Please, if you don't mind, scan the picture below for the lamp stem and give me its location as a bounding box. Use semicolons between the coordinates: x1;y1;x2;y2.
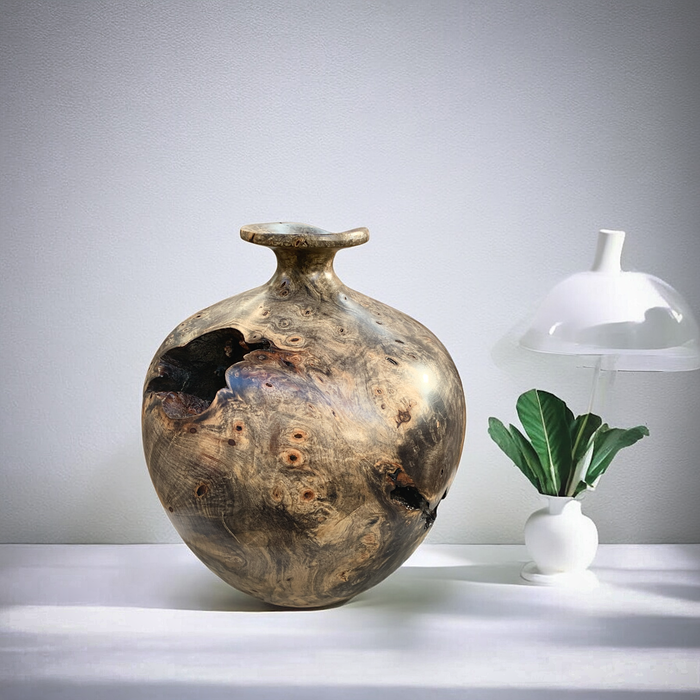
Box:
587;357;602;415
591;229;625;272
587;355;617;417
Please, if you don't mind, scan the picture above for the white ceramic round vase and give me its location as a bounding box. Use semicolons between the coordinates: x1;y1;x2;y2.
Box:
521;495;599;588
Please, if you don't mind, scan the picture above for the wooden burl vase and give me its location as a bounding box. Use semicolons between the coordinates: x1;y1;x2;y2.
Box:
142;223;466;607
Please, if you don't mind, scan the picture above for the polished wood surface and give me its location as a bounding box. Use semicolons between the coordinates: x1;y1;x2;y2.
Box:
142;223;466;607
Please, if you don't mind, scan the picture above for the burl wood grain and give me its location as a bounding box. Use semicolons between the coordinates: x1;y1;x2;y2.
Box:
142;223;466;608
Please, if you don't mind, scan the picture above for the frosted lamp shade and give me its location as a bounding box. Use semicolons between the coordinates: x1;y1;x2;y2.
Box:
519;230;700;371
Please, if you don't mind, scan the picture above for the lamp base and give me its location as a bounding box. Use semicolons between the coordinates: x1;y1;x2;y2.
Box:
520;562;599;589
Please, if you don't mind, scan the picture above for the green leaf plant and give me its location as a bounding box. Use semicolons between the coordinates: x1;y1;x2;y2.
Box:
488;389;649;497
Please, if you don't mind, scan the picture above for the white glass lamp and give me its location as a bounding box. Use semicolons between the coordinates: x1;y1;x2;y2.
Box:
520;229;700;373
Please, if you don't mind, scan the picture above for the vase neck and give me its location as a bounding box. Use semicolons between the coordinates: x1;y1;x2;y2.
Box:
544;496;581;516
270;247;343;297
241;222;369;298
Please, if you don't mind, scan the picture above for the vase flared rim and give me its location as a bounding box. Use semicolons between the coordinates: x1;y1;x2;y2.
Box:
241;222;369;249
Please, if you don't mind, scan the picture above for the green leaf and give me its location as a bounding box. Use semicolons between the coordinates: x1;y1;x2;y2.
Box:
584;425;650;486
488;417;521;464
508;424;547;493
573;479;590;498
516;389;573;496
571;413;603;466
563;404;575;435
488;417;541;491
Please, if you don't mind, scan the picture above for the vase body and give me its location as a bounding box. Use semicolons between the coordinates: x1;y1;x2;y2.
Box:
524;496;598;575
142;223;467;608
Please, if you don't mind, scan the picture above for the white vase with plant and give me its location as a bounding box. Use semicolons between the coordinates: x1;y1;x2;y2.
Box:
489;389;648;586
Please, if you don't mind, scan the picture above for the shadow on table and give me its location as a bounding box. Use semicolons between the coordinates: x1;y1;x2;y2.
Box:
629;582;700;603
0;552;531;613
543;612;700;649
179;560;531;613
155;560;530;613
1;681;694;700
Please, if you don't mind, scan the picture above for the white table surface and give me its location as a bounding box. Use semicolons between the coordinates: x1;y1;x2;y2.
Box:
1;543;699;699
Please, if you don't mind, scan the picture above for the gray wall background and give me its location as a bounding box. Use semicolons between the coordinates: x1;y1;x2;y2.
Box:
2;0;699;544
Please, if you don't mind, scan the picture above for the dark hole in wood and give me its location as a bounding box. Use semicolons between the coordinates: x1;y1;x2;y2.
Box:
389;483;426;511
195;483;208;498
147;328;269;418
388;471;436;530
